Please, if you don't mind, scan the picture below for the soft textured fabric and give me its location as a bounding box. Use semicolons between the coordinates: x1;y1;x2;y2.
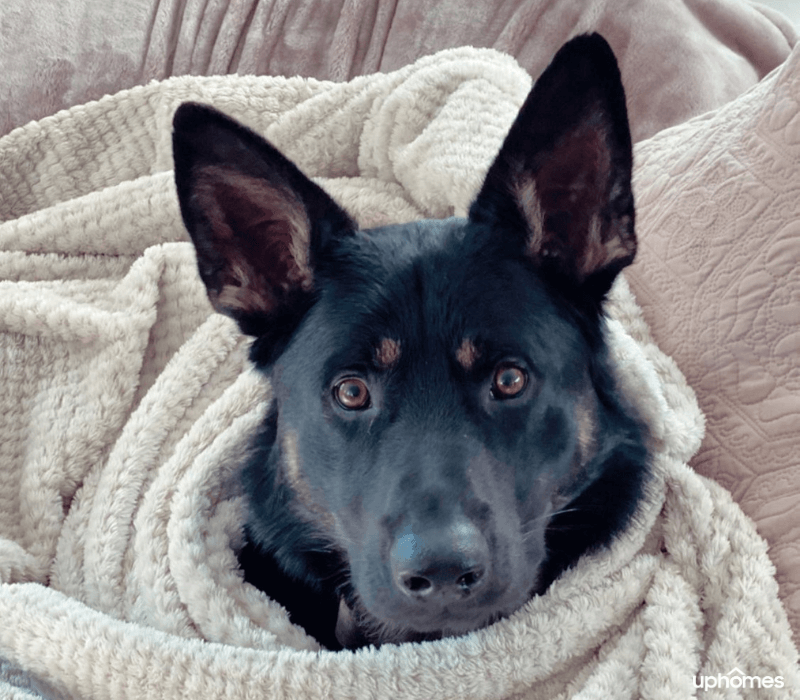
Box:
0;47;797;699
0;0;796;141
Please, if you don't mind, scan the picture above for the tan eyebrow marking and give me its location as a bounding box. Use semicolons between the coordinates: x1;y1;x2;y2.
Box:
375;338;402;369
455;338;481;371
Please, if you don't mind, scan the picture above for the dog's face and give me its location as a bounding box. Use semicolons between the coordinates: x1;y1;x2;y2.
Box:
268;217;613;639
173;34;649;648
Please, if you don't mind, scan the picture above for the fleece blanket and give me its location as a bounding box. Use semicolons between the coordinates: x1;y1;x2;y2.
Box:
0;48;798;700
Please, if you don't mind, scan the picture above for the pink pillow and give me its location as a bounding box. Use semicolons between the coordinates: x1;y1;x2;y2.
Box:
627;44;800;643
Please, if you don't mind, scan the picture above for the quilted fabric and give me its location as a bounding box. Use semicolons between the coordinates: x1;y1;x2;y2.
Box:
627;46;800;642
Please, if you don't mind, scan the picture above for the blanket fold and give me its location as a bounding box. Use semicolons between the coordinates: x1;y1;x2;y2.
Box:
0;47;797;700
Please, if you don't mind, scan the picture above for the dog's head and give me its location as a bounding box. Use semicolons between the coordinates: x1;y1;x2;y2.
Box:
174;34;648;647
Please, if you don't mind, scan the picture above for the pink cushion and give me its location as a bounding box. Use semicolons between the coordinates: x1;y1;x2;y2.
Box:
627;44;800;643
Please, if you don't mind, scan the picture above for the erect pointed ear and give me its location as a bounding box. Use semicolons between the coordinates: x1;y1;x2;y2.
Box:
470;34;635;301
172;102;356;345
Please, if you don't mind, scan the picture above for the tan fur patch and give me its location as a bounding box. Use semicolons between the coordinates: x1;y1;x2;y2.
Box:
375;338;401;369
215;259;273;313
455;338;481;371
196;165;313;316
282;430;304;487
575;392;598;465
281;430;335;529
579;214;636;278
513;178;546;256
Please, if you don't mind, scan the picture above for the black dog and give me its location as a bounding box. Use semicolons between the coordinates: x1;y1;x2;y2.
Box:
173;33;649;651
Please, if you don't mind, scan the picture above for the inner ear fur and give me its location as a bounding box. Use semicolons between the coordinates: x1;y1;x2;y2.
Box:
173;103;356;338
190;165;313;319
470;34;635;299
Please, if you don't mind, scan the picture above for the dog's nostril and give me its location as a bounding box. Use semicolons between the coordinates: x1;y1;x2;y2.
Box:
397;565;486;598
403;575;433;594
457;568;483;590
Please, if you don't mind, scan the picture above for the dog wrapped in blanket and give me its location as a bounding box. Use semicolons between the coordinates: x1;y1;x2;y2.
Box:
172;34;650;650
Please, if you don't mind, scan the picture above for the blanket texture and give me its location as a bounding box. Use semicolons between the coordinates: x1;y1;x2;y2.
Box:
0;48;797;699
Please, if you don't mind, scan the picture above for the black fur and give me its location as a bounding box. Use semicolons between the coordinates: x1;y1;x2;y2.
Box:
173;34;650;651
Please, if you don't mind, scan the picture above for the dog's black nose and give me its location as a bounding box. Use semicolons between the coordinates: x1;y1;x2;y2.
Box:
390;520;490;602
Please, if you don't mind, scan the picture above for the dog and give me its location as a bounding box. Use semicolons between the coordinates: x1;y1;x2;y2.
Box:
172;33;650;651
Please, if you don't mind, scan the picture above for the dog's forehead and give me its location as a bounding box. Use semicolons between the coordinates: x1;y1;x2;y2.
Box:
313;218;585;374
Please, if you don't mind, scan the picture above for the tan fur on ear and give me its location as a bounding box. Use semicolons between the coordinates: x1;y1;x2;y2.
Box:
513;179;546;258
512;122;635;281
194;165;313;317
578;212;635;278
214;260;272;314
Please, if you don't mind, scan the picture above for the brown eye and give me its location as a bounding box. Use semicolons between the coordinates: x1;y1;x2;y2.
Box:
491;363;527;399
334;377;371;410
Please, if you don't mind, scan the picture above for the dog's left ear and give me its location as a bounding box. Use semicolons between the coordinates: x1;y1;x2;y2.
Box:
470;34;635;301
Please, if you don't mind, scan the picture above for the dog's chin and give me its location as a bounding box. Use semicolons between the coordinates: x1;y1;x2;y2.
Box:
333;594;525;650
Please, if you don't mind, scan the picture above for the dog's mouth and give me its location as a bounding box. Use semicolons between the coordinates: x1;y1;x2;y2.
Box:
335;596;453;648
333;588;526;649
335;597;373;648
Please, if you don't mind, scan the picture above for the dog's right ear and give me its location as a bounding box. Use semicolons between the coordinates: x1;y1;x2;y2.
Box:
173;103;356;346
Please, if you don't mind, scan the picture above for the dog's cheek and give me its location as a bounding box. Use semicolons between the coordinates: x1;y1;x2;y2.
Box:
319;486;398;625
278;408;359;503
559;393;602;501
345;521;394;613
512;404;582;539
504;403;571;505
288;423;383;566
511;478;553;585
276;428;340;536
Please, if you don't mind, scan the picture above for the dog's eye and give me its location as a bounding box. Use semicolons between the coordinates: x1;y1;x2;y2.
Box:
491;363;528;399
333;377;371;410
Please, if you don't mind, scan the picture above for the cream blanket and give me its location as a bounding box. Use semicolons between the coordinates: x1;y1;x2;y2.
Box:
0;48;797;699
